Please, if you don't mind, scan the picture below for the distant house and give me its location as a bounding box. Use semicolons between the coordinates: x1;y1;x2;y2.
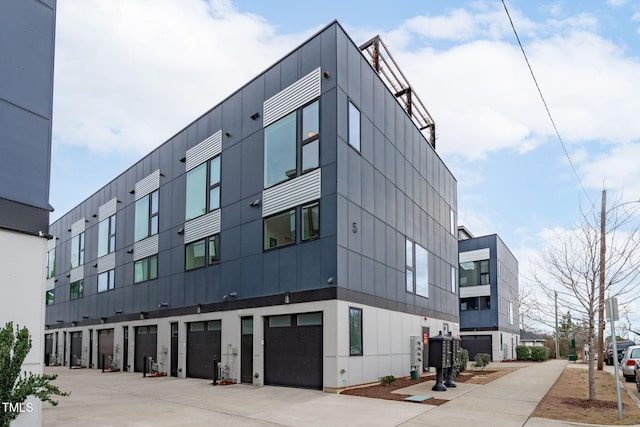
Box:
458;227;519;361
520;329;545;347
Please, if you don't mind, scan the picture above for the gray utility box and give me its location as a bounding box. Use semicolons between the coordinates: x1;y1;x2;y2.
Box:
410;336;423;368
429;331;453;369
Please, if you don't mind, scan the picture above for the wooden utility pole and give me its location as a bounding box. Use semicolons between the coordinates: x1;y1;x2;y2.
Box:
597;189;606;371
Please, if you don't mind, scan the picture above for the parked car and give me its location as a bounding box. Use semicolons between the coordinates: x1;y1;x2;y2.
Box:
605;340;636;365
620;345;640;381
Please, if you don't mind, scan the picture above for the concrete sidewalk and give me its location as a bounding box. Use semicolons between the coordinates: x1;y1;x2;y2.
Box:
399;359;567;427
42;360;577;427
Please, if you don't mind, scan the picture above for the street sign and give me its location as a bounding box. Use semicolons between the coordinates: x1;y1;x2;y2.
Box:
605;297;619;321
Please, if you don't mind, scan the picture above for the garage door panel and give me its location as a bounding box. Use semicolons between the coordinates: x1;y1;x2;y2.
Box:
134;326;157;373
187;321;221;379
264;313;322;389
98;329;114;369
461;335;492;362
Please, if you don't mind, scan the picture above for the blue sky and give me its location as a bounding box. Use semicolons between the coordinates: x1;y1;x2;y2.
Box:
50;0;640;332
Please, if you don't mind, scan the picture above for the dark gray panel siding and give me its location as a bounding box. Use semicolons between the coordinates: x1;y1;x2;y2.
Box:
45;22;458;328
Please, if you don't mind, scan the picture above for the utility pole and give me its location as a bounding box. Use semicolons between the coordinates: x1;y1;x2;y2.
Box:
555;291;559;359
597;189;606;371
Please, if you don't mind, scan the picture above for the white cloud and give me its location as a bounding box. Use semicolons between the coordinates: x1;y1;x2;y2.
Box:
607;0;628;6
53;0;309;155
579;143;640;198
380;11;640;165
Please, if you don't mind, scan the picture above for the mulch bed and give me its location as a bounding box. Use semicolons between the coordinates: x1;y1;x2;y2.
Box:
561;397;625;410
340;370;498;406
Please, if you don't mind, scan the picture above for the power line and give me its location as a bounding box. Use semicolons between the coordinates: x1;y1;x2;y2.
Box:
501;0;593;206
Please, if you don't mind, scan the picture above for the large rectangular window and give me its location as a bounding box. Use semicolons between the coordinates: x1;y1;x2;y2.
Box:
46;248;55;279
186;239;205;270
406;238;429;298
70;280;84;300
185;235;219;271
70;232;85;269
264;209;295;249
264;100;320;189
134;190;159;242
98;214;116;257
459;259;490;287
185;156;221;221
348;101;360;152
134;255;158;283
98;269;115;293
460;296;491;311
349;307;363;356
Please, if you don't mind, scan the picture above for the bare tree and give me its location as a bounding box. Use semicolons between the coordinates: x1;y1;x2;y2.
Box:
532;197;640;400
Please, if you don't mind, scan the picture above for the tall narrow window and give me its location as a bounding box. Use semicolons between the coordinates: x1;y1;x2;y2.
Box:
185;156;221;221
349;307;363;356
208;234;220;264
406;238;429;298
348;101;361;151
98;214;116;257
46;290;54;305
46;248;55;279
209;156;221;211
70;232;85;269
509;301;514;324
450;208;456;235
480;260;490;285
70;280;84;300
135;190;159;242
98;269;115;292
302;202;320;240
185;163;206;220
405;239;414;293
415;244;429;298
264;112;296;188
451;267;457;293
301;101;320;172
134;255;158;283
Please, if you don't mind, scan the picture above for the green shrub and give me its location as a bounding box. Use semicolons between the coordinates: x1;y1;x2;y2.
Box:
516;345;531;360
453;348;469;377
474;353;491;370
379;375;396;386
530;346;550;361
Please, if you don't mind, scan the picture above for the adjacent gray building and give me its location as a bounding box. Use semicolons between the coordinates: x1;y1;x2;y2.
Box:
458;226;519;361
44;21;459;391
1;0;56;425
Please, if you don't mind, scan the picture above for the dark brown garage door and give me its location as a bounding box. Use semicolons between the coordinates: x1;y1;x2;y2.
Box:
461;335;492;361
98;329;114;369
134;326;157;373
187;320;221;379
264;312;322;389
70;331;82;367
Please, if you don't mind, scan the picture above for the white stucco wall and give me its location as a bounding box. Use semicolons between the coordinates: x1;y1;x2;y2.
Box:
0;229;47;427
49;299;458;392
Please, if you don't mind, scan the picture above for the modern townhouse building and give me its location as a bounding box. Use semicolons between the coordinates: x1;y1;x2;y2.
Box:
44;21;459;391
458;226;519;361
1;0;57;425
